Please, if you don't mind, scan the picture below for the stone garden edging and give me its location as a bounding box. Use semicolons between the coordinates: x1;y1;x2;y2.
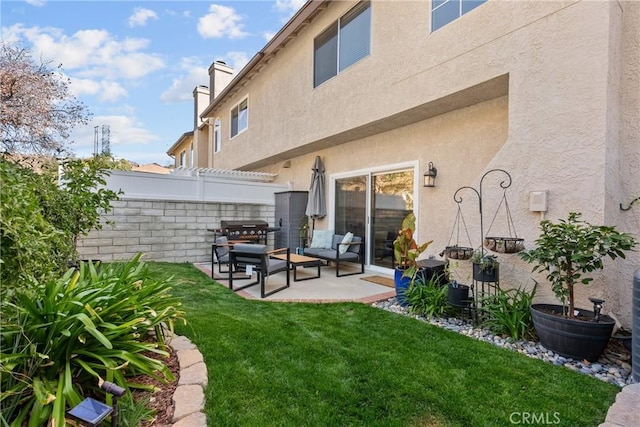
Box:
168;334;208;426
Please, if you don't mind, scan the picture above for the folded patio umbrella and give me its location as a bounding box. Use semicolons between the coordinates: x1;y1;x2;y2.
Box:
305;156;326;232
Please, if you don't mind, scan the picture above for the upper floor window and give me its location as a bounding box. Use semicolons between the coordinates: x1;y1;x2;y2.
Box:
230;98;248;138
314;1;371;88
213;118;221;153
189;143;194;167
432;0;486;32
179;150;186;167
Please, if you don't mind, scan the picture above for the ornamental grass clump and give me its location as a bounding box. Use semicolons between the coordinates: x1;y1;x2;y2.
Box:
0;254;184;426
519;212;636;318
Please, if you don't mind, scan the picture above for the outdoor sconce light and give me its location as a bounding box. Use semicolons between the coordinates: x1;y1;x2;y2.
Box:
424;162;437;187
67;380;126;427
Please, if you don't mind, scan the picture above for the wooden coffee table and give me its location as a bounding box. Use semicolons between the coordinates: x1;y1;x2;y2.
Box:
273;253;322;281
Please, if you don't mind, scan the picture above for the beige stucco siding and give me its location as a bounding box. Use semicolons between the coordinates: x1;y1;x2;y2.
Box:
202;0;638;325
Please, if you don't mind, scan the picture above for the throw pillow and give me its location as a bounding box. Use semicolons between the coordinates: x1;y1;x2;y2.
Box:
310;229;334;249
339;232;354;254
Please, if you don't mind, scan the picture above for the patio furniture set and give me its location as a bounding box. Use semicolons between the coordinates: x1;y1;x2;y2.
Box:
211;231;365;298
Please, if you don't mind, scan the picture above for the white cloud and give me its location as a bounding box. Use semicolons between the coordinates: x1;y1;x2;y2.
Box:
25;0;46;6
197;4;248;39
160;57;209;103
3;24;165;80
226;51;250;71
263;31;276;42
275;0;306;14
128;8;158;27
71;115;160;152
69;77;128;102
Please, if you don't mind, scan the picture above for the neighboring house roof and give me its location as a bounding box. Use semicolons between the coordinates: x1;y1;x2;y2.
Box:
201;0;327;119
131;163;173;174
166;131;194;156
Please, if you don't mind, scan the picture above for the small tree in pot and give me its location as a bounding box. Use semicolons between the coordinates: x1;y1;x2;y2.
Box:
520;212;636;318
519;212;636;361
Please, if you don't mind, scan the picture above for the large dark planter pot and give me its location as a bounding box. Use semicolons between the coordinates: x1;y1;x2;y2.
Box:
531;304;615;362
472;263;499;282
394;267;425;306
447;282;471;307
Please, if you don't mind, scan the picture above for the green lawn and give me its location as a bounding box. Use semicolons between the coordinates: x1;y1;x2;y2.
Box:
149;262;619;427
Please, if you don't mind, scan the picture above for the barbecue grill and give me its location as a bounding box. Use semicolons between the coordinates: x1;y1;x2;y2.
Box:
210;220;278;244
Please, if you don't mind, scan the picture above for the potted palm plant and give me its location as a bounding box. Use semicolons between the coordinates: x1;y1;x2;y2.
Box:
520;212;636;361
393;212;432;306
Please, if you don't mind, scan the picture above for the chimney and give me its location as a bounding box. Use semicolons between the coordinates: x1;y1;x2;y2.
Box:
209;60;234;101
193;85;210;129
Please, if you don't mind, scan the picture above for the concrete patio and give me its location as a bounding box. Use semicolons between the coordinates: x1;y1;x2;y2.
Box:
194;262;396;304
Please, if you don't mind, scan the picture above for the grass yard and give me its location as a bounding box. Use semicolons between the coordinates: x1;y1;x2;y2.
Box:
149;262;619;427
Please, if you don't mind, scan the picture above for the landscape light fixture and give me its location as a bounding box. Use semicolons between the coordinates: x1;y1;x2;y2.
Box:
67;380;126;427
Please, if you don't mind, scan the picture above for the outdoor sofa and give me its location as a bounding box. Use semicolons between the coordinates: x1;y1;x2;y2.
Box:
303;231;365;277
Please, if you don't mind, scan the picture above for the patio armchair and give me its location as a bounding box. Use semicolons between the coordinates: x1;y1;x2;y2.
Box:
228;244;291;298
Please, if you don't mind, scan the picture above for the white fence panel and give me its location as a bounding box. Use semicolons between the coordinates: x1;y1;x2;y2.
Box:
105;170;289;205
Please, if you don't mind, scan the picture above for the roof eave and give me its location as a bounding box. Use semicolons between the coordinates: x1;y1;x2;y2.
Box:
200;0;327;119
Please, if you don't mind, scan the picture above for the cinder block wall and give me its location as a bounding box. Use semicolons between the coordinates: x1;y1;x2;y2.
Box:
77;199;275;264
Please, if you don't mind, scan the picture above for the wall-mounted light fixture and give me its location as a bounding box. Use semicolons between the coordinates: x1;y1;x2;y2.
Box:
283;160;291;168
424;162;437;187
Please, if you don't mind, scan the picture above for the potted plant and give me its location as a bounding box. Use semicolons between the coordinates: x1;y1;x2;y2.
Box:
470;249;499;283
393;212;432;306
520;212;637;361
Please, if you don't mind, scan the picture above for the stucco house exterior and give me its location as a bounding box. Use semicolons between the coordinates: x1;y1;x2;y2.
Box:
168;0;639;326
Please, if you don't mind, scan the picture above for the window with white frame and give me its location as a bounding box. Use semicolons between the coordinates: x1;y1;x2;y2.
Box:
179;150;186;167
213;118;221;153
431;0;486;32
313;1;371;88
190;143;194;167
230;98;248;138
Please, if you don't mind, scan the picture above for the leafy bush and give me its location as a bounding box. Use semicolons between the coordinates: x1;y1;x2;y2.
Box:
0;155;120;300
0;255;184;426
405;275;450;318
38;155;121;252
478;284;537;341
0;158;69;297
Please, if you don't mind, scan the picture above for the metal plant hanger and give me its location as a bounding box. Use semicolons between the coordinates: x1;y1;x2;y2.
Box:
452;168;523;255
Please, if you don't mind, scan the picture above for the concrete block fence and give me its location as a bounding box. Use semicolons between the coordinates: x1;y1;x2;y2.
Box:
77;198;275;264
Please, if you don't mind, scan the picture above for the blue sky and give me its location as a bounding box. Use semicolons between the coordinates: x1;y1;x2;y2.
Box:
1;0;305;165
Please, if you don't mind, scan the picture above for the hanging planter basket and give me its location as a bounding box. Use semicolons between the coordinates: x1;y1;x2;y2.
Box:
443;246;474;260
484;236;525;254
443;203;475;260
483;188;525;254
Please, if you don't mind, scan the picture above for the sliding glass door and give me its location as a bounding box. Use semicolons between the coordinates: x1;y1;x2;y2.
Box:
334;168;414;271
370;171;413;269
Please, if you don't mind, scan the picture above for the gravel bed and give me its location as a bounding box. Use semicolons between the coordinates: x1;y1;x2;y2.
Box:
372;297;634;387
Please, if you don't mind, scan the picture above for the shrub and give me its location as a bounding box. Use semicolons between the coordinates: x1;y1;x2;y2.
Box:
0;158;69;298
478;284;537;341
0;155;120;300
405;275;450;318
0;255;184;426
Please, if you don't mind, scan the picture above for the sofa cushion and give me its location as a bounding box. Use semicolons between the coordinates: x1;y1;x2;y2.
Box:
310;229;334;249
348;236;362;253
332;234;344;250
339;232;354;254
